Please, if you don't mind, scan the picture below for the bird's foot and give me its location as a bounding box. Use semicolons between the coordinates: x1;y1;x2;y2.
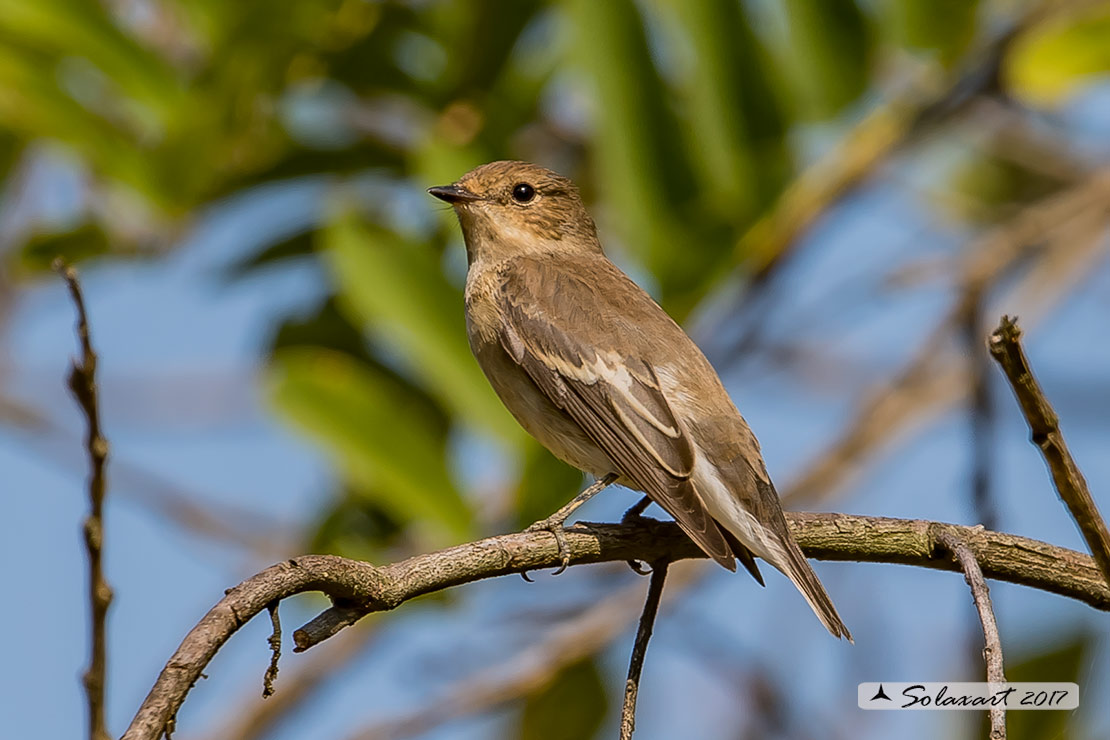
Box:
524;514;576;576
519;473;620;579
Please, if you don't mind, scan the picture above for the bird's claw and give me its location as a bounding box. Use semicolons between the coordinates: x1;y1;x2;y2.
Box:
524;516;574;575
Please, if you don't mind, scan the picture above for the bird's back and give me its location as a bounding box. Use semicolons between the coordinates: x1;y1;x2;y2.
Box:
469;254;719;380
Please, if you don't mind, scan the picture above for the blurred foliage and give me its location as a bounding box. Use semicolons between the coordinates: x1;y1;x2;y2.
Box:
947;147;1077;225
268;345;473;541
20;223;113;270
321;210;523;443
1;0;1108;556
780;0;872;120
1006;5;1110;106
883;0;980;64
517;657;607;740
309;486;405;561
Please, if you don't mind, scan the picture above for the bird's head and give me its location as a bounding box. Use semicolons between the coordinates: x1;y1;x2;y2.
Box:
428;160;601;263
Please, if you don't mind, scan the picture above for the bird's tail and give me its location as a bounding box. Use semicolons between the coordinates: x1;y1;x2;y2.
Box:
687;463;851;640
776;535;853;642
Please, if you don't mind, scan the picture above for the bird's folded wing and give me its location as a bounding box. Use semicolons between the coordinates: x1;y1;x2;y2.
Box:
497;292;735;569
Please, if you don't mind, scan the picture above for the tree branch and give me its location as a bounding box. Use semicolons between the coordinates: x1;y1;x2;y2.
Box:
988;316;1110;589
56;259;113;740
620;560;669;740
122;513;1110;740
938;532;1006;740
262;602;281;698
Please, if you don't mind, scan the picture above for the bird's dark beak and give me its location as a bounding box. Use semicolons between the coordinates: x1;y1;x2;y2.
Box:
427;184;482;204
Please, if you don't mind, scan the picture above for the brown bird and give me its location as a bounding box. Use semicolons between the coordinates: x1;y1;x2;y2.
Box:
429;161;851;640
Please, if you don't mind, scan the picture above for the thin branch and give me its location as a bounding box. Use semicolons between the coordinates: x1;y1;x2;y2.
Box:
963;285;997;530
262;602;281;698
122;513;1110;740
349;563;703;740
294;603;368;652
937;532;1006;740
55;259;113;740
200;624;381;740
620;561;669;740
988;316;1110;589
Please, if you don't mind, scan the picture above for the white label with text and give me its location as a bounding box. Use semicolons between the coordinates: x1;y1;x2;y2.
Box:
858;683;1079;710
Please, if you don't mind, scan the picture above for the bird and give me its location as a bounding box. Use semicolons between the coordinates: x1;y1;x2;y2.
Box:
428;160;851;640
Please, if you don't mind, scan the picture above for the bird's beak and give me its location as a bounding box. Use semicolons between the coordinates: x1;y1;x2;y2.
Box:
427;184;482;204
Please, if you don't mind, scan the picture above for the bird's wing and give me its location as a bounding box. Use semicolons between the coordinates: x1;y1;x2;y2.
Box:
496;259;737;570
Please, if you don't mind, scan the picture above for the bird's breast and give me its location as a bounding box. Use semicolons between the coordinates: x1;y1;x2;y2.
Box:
464;303;614;478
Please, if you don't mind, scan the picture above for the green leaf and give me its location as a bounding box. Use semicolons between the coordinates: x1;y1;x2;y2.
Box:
566;0;705;304
0;46;152;190
267;346;473;541
660;0;791;222
781;0;872;120
425;0;544;99
943;147;1069;225
517;658;607;740
0;0;184;120
1005;7;1110;107
266;293;376;361
18;223;113;272
309;486;405;561
222;230;316;281
0;131;19;181
265;295;453;441
320;211;523;446
884;0;979;65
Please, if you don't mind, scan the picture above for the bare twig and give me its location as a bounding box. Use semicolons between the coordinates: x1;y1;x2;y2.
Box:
294;603;368;652
262;602;281;698
202;624;381;740
963;285;997;530
122;513;1110;740
55;259;113;740
620;561;669;740
988;316;1110;589
938;532;1006;740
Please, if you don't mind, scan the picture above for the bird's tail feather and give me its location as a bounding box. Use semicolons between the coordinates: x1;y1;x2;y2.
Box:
778;536;853;642
683;468;850;639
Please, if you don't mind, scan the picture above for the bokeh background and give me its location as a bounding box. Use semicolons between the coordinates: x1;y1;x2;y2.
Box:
2;1;1110;738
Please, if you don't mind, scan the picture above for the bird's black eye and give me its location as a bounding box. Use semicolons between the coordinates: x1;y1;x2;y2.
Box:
511;182;536;203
